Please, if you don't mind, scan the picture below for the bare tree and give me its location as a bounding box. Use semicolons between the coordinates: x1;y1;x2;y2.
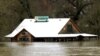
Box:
54;0;93;22
18;0;33;18
67;0;93;21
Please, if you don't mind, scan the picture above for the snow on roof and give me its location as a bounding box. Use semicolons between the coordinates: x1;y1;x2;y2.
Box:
5;18;70;37
57;33;97;37
5;18;97;38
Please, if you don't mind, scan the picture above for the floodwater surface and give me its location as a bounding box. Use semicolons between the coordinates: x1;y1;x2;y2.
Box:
0;40;100;56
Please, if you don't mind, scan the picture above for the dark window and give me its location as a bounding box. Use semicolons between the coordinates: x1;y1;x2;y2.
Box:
19;36;29;42
67;24;74;33
21;30;27;35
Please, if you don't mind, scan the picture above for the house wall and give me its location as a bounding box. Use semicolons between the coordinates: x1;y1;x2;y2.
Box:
69;21;80;33
11;29;33;42
59;20;80;34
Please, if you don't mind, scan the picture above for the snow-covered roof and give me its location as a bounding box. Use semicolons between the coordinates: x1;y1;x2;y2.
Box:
5;18;69;37
5;18;97;38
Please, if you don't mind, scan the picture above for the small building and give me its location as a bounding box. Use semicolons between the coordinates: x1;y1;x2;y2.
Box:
5;16;97;42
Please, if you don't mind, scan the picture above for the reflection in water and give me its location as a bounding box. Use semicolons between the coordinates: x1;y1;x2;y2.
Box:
17;42;32;46
0;40;100;56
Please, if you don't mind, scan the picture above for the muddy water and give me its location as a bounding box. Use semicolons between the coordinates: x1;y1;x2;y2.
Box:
0;40;100;56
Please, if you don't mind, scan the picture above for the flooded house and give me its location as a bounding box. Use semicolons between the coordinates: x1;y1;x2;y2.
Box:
5;16;97;42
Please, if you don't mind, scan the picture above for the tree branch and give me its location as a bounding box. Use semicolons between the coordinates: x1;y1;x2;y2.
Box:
18;0;33;18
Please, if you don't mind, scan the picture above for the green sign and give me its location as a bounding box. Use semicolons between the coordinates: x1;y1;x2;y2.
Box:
35;16;49;22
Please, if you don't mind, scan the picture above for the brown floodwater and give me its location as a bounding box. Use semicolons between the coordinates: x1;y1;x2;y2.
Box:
0;40;100;56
